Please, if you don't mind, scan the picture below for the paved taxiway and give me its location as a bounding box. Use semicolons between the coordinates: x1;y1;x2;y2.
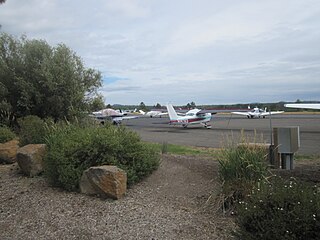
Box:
124;114;320;155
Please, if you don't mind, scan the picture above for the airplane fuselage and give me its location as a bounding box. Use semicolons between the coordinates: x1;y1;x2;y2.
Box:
166;104;213;128
247;109;265;118
169;112;212;127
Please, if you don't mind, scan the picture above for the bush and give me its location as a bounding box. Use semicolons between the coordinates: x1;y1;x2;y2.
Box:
234;177;320;240
44;124;160;191
0;125;16;143
18;115;50;146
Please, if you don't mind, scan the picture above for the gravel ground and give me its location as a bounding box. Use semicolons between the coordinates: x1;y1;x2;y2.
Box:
0;154;234;240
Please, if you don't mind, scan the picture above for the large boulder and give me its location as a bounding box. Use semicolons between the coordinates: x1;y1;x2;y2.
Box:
0;140;19;164
16;144;46;177
80;165;127;200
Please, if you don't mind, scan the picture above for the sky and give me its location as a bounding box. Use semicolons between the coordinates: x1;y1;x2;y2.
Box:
0;0;320;106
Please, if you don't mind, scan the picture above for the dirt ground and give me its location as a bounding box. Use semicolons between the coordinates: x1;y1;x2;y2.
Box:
0;154;235;240
1;154;319;240
272;158;320;183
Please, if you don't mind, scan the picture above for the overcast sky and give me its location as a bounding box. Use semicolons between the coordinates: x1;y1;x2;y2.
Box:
1;0;319;105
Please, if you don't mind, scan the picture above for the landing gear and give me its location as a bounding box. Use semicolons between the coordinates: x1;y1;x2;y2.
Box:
113;120;121;126
201;122;212;129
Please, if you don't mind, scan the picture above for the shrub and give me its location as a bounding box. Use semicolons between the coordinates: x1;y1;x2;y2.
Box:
18;115;49;146
234;177;320;240
44;124;160;191
0;125;16;143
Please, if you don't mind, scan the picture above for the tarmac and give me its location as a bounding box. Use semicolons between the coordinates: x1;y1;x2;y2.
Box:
124;113;320;155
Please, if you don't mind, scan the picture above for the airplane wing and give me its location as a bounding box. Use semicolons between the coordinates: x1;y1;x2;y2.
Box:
260;111;284;117
285;104;320;110
157;112;168;116
117;116;139;120
231;111;250;116
198;109;247;114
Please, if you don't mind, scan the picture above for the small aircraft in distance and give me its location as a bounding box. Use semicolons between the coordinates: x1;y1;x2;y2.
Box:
232;106;284;118
284;103;320;110
166;104;214;128
139;110;168;118
90;108;138;125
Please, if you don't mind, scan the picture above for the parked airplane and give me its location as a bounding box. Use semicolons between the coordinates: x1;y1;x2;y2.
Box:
90;108;138;125
232;106;284;118
284;103;320;110
139;110;168;118
166;104;213;128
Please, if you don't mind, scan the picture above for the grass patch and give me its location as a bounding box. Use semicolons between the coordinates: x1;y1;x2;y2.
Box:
294;154;320;162
145;142;220;156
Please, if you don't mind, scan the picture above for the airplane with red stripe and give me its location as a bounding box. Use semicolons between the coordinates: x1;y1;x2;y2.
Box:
166;103;213;129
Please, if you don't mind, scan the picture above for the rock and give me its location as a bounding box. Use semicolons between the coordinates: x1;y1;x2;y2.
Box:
80;165;127;200
16;144;46;177
0;140;19;164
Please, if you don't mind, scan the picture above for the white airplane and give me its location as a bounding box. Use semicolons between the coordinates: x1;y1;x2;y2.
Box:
90;108;138;125
284;103;320;110
232;106;284;118
139;110;168;118
166;104;213;128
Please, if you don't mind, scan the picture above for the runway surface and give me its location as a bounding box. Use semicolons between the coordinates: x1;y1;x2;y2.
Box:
124;114;320;155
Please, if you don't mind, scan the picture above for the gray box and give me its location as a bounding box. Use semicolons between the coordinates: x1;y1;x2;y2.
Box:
273;127;300;153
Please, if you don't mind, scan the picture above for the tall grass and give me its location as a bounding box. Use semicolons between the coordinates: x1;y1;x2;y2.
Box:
218;131;271;209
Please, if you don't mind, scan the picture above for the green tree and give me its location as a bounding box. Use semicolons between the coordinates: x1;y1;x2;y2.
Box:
186;102;196;109
155;103;161;109
87;94;105;112
0;33;102;125
139;102;147;111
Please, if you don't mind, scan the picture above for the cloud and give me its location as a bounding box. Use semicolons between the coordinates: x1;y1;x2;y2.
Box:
0;0;319;105
103;0;149;18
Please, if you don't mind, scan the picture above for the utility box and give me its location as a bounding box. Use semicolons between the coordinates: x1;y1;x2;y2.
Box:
276;127;300;153
273;127;300;170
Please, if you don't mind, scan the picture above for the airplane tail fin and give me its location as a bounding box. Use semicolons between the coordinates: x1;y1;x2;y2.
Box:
166;104;179;120
139;110;145;115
